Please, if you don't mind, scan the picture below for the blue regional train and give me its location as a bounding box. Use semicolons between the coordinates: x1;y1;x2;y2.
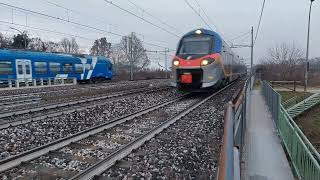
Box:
0;49;113;82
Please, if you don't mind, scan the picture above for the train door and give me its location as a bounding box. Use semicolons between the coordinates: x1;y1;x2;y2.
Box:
16;59;32;80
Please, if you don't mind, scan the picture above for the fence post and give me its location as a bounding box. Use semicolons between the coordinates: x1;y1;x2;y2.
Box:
48;78;51;86
8;80;12;88
40;78;44;86
25;79;29;87
33;79;37;87
61;78;65;85
73;78;77;85
16;80;19;88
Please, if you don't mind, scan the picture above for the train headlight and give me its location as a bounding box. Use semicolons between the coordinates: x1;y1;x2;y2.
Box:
201;59;214;66
201;60;210;66
173;60;180;66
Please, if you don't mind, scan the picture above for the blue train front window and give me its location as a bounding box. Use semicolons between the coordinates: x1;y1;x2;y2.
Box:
178;36;213;56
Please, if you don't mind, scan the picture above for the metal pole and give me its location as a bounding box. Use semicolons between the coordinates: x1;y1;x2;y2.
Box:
130;32;134;81
164;48;168;79
305;1;314;92
250;26;254;90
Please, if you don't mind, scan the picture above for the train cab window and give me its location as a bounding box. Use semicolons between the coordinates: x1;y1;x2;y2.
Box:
34;62;48;74
178;36;213;56
75;64;83;74
63;63;73;73
49;63;61;74
0;61;13;75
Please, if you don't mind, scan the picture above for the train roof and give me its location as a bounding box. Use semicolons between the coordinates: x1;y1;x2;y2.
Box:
183;28;222;40
0;49;111;63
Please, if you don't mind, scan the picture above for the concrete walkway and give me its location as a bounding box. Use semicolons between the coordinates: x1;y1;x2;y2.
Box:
244;90;294;180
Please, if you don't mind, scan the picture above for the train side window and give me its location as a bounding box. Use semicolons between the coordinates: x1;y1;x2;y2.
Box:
75;64;83;74
0;61;13;75
63;63;73;73
85;64;92;70
49;62;61;74
34;62;48;74
25;64;31;75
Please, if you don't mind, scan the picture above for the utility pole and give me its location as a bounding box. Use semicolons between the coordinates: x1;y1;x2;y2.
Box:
250;26;254;90
164;48;169;79
305;0;316;92
130;32;134;81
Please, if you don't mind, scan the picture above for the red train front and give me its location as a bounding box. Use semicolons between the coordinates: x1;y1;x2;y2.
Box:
171;29;246;90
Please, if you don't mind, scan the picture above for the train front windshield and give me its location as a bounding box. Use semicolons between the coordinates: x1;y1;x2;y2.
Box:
178;36;213;56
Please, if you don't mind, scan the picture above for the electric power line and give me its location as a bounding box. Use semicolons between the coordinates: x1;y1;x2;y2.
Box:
0;20;95;41
230;31;251;41
254;0;266;45
192;0;222;34
126;0;182;33
183;0;213;31
103;0;180;38
0;2;172;49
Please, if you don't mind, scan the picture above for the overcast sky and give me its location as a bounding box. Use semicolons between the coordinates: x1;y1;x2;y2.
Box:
0;0;319;67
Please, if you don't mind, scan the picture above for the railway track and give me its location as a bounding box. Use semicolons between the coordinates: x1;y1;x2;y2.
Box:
0;79;166;99
0;80;168;113
0;87;170;130
0;82;237;179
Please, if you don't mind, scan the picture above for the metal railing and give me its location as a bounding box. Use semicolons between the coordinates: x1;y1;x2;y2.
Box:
262;81;320;180
218;76;253;180
287;93;320;118
0;78;77;89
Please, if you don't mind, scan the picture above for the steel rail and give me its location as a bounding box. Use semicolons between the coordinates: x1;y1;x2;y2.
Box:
0;97;41;107
0;87;169;130
71;83;235;180
0;93;191;173
0;87;167;118
0;79;166;100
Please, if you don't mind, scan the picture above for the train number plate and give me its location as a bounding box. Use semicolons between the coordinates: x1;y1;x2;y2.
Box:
181;74;192;84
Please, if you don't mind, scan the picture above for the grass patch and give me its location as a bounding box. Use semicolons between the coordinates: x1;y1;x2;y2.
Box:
278;91;313;108
295;105;320;152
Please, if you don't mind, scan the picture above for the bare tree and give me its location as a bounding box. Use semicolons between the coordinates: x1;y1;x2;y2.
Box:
44;41;61;52
28;37;47;51
0;33;12;48
60;37;79;54
261;43;304;80
115;33;150;71
90;37;112;57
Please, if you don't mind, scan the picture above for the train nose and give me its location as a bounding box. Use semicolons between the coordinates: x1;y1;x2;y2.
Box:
180;73;192;84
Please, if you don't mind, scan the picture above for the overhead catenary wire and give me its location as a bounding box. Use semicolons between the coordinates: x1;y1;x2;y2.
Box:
183;0;213;31
254;0;266;45
42;0;171;49
192;0;223;35
230;31;251;42
0;20;96;41
102;0;180;38
0;2;173;50
126;0;182;33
